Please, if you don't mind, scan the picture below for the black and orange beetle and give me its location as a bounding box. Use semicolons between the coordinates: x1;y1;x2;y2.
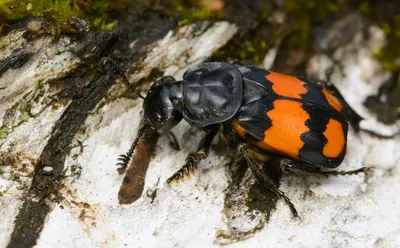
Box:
107;60;373;217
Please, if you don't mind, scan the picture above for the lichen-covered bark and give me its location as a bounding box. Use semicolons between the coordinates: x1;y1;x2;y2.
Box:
1;29;117;248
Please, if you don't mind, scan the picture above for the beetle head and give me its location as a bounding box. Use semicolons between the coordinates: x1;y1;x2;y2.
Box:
143;76;183;131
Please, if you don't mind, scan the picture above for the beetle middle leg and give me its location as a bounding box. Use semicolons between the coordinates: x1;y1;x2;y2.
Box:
166;125;219;184
280;158;374;177
239;144;299;218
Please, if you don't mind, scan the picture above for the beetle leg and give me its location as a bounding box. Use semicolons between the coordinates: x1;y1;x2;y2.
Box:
166;131;180;151
239;144;299;218
280;159;374;177
315;80;363;132
166;125;219;184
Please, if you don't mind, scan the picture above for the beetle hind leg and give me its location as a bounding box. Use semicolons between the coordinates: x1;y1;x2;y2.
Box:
280;159;374;177
239;144;299;218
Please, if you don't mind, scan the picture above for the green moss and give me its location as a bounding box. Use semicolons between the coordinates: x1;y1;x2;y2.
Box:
0;81;47;142
211;5;282;64
69;164;82;178
212;24;288;64
0;0;224;33
353;0;400;72
282;0;400;74
20;110;30;123
283;0;348;49
0;24;8;45
216;230;230;239
16;96;34;125
0;0;129;37
370;22;400;72
173;0;224;25
0;127;9;139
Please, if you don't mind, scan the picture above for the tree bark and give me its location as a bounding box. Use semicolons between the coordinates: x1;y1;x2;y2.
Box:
0;10;399;248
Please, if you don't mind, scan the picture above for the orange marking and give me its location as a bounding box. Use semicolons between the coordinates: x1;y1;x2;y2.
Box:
323;119;345;158
321;89;343;112
234;100;310;159
266;71;308;99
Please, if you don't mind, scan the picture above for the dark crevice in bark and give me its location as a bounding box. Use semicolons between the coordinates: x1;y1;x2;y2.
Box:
0;49;33;77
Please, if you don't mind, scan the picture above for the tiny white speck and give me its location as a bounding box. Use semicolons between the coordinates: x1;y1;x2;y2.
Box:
42;166;53;172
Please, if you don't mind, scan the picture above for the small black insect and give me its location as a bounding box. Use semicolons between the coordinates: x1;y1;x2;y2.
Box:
105;58;372;217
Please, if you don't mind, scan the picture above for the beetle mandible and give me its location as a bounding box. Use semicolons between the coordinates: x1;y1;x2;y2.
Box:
106;59;373;217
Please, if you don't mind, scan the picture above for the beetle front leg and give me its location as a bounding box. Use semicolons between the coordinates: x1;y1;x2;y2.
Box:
239;144;299;218
166;125;219;184
280;159;374;177
315;80;363;131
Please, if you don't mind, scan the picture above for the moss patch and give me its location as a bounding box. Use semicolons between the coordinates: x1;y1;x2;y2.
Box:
173;0;224;25
359;0;400;72
0;0;130;36
283;0;348;49
0;127;9;139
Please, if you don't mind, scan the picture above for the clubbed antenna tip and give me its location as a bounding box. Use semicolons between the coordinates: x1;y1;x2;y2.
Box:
116;123;149;170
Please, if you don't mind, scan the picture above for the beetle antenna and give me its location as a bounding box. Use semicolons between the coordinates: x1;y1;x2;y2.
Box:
116;123;149;170
103;57;145;99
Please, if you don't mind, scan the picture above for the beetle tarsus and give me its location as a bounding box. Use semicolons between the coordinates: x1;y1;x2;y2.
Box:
280;159;374;178
166;153;203;184
334;166;375;176
167;126;219;184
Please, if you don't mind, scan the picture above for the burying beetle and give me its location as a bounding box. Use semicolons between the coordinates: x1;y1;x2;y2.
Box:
105;59;373;218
